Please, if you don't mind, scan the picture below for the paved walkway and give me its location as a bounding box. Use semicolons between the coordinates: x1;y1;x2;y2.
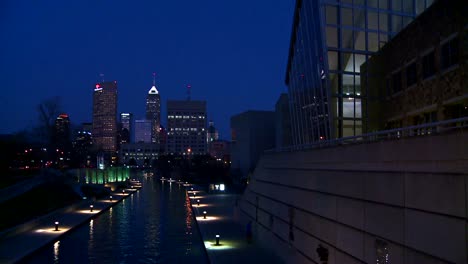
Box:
0;183;141;264
187;185;283;264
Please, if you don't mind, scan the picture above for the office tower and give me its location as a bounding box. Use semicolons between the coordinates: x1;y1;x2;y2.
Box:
134;119;152;143
230;111;275;179
120;113;133;144
167;100;207;155
92;81;118;152
285;0;435;145
206;120;219;143
54;114;71;149
72;130;92;168
146;80;161;144
52;113;72;167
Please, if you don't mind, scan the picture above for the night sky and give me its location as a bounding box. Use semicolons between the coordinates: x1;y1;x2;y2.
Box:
0;0;294;139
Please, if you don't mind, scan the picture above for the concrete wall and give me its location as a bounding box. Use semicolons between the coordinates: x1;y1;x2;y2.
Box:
240;130;468;264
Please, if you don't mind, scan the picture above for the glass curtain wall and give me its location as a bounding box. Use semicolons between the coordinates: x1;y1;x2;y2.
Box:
287;0;329;145
287;0;434;145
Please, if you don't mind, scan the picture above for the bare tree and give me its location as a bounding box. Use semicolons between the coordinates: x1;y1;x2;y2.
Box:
37;96;62;145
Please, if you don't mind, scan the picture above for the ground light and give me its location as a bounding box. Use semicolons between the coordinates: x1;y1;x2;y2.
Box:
90;205;94;212
216;235;220;246
55;221;59;231
204;240;236;250
110;195;113;201
197;199;200;206
203;211;207;219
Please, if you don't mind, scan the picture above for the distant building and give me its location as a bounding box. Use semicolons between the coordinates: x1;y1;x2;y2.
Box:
72;130;92;167
134;119;152;143
54;113;71;151
120;113;133;144
275;93;292;149
167;100;207;155
230;111;275;180
362;0;468;132
54;113;71;167
206;120;219;143
159;125;167;153
120;142;159;167
92;81;118;152
81;122;92;134
208;140;230;161
146;82;161;144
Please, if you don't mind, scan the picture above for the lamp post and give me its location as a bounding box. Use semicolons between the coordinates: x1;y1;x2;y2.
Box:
90;205;94;212
215;235;220;246
55;221;59;231
110;195;113;201
203;211;207;219
197;199;200;206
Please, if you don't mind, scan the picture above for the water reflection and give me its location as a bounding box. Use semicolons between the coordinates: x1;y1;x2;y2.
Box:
22;173;208;263
53;241;59;264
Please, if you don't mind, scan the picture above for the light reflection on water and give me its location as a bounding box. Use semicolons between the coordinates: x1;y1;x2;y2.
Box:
53;241;59;264
21;174;208;264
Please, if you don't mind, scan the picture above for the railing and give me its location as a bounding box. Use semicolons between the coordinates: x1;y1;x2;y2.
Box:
268;117;468;153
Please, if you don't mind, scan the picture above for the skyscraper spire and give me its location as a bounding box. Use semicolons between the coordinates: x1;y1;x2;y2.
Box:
187;84;191;101
147;74;161;144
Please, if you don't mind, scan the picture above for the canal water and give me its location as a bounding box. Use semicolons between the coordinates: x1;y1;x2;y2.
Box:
21;175;208;263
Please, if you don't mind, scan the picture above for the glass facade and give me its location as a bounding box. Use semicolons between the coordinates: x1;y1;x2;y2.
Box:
286;0;434;145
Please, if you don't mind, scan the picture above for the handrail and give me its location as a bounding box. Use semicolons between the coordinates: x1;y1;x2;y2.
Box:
268;117;468;153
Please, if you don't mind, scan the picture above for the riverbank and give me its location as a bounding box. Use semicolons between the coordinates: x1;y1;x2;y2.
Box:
0;181;142;264
187;184;282;264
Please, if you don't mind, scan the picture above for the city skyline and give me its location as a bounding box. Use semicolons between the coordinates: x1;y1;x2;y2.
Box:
0;0;295;139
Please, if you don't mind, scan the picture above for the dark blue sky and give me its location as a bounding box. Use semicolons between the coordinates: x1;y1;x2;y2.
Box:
0;0;294;139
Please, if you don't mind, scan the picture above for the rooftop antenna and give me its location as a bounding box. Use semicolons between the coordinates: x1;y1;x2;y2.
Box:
186;84;191;101
99;73;105;82
152;72;156;86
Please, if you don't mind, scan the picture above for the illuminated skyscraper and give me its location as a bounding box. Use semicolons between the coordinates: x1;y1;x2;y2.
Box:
92;81;118;152
167;100;207;155
206;120;219;143
54;114;71;148
120;112;133;144
146;76;161;144
134;119;152;143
